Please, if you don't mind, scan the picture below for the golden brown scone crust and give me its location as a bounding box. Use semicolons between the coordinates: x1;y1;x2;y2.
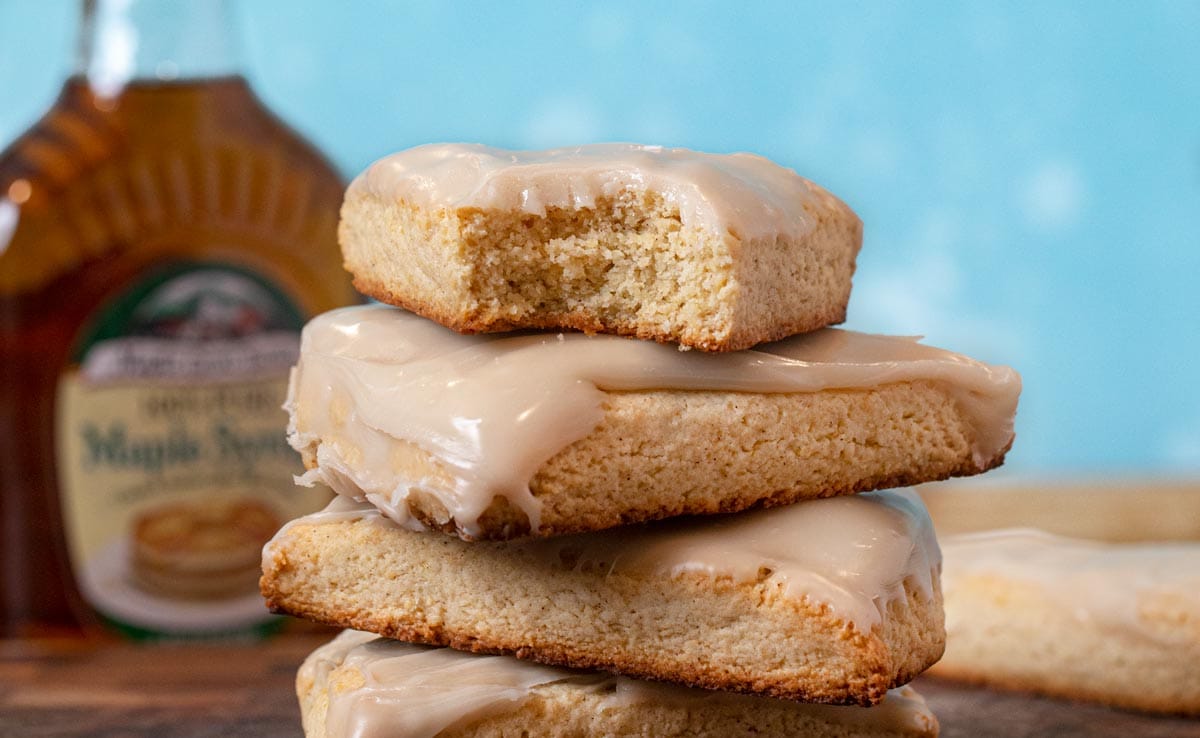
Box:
923;482;1200;716
338;187;861;352
296;380;1007;541
930;573;1200;715
298;633;941;738
263;515;945;706
916;482;1200;720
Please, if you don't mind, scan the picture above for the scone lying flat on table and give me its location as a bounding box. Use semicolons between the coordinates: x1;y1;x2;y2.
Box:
339;143;863;352
287;304;1021;541
921;482;1200;716
263;489;944;706
299;630;940;738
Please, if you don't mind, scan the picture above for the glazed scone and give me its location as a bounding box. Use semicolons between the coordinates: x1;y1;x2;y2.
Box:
299;630;940;738
920;480;1200;543
921;484;1195;715
288;305;1020;540
930;527;1200;715
262;490;945;706
339;143;863;352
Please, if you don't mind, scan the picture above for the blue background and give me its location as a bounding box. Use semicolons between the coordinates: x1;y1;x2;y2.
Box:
3;1;1198;475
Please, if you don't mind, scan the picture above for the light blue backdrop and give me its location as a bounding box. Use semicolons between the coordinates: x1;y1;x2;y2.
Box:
3;1;1198;474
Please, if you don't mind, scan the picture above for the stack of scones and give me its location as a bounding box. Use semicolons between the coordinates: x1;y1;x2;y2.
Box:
260;144;1022;738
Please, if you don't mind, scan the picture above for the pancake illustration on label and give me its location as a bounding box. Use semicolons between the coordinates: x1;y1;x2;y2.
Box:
130;498;280;601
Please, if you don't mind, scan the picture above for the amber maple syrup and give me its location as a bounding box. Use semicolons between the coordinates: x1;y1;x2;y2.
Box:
0;1;357;638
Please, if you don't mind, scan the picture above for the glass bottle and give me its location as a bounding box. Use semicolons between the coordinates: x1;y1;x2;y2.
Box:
0;0;357;638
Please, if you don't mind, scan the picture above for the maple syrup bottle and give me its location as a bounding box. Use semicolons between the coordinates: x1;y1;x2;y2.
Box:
0;0;357;638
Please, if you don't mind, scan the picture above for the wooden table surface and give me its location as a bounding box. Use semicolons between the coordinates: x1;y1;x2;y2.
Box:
2;635;1197;737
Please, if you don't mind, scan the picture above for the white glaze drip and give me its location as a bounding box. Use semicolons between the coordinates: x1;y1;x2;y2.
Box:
522;487;941;630
268;489;940;633
287;304;1020;537
303;630;939;738
348;143;846;241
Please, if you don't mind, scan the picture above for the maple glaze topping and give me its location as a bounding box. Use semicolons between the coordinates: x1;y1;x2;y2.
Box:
287;305;1020;537
302;629;939;738
271;489;940;632
349;142;848;241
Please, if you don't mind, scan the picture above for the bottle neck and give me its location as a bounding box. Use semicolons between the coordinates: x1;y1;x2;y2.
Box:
77;0;242;97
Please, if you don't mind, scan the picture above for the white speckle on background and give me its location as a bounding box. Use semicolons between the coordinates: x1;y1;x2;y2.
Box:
777;63;867;162
654;26;703;66
629;104;683;144
853;129;900;177
853;211;1028;363
1162;425;1200;469
1019;160;1084;231
522;96;603;147
586;8;628;50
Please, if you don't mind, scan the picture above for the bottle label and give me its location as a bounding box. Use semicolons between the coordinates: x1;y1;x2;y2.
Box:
55;262;327;638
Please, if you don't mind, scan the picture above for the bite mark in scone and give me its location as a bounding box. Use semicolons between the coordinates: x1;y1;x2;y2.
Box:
338;143;863;352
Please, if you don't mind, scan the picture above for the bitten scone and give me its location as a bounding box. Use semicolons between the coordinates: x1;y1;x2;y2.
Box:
922;482;1200;716
262;490;945;706
339;143;863;352
288;305;1021;541
299;630;941;738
